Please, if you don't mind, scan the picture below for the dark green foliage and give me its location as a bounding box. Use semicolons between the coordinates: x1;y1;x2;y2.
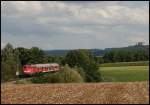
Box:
94;56;104;64
30;77;49;83
45;44;149;63
31;64;84;83
103;49;149;63
47;56;65;65
14;47;31;65
28;47;46;64
1;43;20;82
65;49;102;82
14;47;49;65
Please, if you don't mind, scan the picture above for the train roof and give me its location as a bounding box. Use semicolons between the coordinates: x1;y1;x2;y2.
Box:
25;63;59;67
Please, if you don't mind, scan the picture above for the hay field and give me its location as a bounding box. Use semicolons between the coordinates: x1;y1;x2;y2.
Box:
1;82;149;104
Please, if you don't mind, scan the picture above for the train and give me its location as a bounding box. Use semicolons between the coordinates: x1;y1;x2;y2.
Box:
17;63;60;77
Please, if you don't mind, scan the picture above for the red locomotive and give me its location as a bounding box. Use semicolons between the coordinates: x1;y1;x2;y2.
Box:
23;63;60;75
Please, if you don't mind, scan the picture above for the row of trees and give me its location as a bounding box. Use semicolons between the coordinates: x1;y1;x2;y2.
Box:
103;50;149;63
1;43;149;82
1;43;59;82
15;47;65;66
1;43;102;82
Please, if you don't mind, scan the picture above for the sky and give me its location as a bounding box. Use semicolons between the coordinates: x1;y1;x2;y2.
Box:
1;1;149;50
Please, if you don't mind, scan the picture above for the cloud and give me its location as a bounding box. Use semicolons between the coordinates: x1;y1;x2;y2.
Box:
1;1;149;50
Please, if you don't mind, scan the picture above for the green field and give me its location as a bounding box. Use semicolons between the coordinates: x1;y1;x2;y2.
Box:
100;66;149;82
100;61;149;67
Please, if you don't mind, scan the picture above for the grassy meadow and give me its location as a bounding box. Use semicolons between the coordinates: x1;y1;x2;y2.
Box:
100;61;149;82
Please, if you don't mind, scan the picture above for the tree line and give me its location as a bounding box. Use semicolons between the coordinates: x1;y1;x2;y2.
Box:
1;43;63;82
102;49;149;63
1;43;102;82
1;43;149;82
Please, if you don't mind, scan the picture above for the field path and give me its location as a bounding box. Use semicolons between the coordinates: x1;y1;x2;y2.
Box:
1;82;149;104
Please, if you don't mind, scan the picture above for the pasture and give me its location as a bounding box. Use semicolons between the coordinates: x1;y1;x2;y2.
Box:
100;66;149;82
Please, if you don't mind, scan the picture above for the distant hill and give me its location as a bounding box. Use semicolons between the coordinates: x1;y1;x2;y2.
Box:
45;50;70;56
44;49;105;56
105;45;149;51
45;45;149;57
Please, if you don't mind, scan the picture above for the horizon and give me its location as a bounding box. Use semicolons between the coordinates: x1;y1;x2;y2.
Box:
1;1;149;50
2;42;149;51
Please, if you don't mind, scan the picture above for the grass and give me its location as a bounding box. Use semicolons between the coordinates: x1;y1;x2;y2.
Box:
14;79;32;84
100;66;149;82
100;61;149;67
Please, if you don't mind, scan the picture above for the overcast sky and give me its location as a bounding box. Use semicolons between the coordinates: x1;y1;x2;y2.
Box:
1;1;149;50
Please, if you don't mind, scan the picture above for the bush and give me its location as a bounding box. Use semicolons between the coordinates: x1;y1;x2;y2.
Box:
31;77;49;83
61;64;84;83
74;66;86;81
31;64;84;83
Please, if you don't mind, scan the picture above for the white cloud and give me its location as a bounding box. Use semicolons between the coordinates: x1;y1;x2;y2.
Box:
128;36;148;44
1;1;149;50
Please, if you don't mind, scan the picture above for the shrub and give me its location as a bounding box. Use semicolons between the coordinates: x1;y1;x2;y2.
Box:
61;64;84;83
74;66;86;81
31;77;49;83
31;64;84;83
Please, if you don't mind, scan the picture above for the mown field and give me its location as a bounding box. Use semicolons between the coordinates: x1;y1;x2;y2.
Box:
1;82;149;104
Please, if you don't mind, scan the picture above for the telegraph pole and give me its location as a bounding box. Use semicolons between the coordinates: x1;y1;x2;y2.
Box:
15;44;19;78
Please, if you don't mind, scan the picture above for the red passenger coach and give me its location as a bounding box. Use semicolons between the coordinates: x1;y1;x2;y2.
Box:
23;63;60;75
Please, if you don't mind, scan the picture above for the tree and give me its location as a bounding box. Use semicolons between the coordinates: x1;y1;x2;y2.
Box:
28;47;46;64
94;56;104;64
1;43;19;82
103;49;149;63
103;51;115;63
65;49;102;82
14;47;31;65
